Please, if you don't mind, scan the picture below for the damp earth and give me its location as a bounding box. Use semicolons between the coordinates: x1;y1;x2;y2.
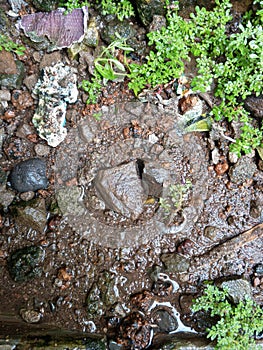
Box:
0;0;263;349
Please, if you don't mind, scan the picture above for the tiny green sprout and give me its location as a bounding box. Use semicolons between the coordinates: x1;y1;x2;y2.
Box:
159;180;192;215
81;35;133;105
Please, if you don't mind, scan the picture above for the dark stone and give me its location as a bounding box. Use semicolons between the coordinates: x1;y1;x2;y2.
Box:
152;309;178;333
85;338;106;350
0;60;25;89
244;95;263;118
134;0;166;26
101;19;137;44
86;271;118;318
8;246;45;282
32;0;59;12
254;263;263;275
10;158;48;192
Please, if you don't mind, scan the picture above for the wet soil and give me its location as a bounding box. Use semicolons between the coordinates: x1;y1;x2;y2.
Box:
0;0;262;349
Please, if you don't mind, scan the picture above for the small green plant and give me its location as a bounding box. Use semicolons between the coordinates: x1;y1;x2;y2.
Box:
0;34;25;56
59;0;89;13
81;72;102;105
192;284;263;350
128;0;190;96
81;36;133;104
159;180;192;215
98;0;135;21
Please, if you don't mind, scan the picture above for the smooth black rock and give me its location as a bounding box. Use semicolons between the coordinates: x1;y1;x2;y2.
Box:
10;158;48;192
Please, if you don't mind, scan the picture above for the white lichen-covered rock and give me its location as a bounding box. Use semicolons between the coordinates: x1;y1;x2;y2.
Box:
32;63;78;147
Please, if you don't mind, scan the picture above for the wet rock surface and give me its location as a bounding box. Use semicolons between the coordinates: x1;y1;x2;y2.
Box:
0;1;263;349
94;161;147;219
9;158;48;192
219;278;252;303
7;246;45;282
229;156;257;184
54;101;209;247
11;197;47;233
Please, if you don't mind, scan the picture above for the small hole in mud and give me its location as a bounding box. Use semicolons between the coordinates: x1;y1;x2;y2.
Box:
136;159;145;179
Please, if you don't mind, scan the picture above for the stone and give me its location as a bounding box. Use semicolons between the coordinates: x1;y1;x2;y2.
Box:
19;191;35;201
10;158;48;192
161;253;190;273
7;245;45;282
94;161;148;219
134;0;166;26
244;95;263;118
32;63;78;147
0;59;25;89
39;51;62;70
0;89;11;102
8;0;27;14
20;7;88;52
0;50;17;74
56;186;86;216
32;0;59;12
203;226;220;240
250;195;263;218
0;186;15;208
86;271;118;318
149;14;166;32
152;309;178;333
220;278;252;303
23;74;38;91
34;143;50;157
229;156;257;184
101;19;137;44
20;309;42;323
11;90;34;110
83;18;99;47
12;198;47;232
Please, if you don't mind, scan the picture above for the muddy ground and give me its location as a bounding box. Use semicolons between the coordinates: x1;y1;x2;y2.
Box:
0;0;263;349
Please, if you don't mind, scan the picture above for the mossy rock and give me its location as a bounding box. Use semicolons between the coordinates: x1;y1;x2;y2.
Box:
32;0;59;12
7;245;45;282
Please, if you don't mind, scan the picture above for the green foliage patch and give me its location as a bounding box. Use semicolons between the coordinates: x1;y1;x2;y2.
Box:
192;284;263;350
99;0;135;21
159;180;192;215
81;36;133;104
60;0;134;20
128;0;263;157
0;34;25;56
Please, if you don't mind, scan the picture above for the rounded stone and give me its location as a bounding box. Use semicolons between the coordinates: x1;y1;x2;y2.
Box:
151;309;178;333
20;309;42;323
9;158;48;192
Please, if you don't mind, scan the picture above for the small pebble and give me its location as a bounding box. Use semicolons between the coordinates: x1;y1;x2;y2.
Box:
20;309;42;323
20;191;35;201
34;143;50;157
0;89;11;102
10;158;48;192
